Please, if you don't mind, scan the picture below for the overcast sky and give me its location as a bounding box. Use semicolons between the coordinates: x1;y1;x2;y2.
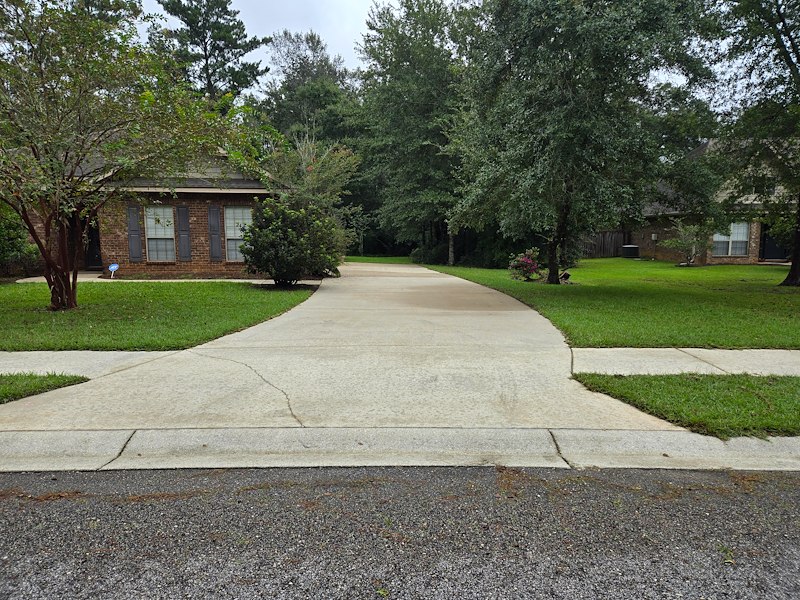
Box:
140;0;375;73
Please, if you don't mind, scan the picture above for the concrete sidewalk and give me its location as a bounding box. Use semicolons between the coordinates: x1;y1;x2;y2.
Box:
573;348;800;375
1;263;798;472
3;347;799;379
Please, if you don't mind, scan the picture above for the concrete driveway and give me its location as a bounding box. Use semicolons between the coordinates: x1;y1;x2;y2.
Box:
0;263;673;432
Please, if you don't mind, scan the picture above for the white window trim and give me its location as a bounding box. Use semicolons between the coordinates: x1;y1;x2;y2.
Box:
144;205;176;263
712;222;750;257
224;206;252;263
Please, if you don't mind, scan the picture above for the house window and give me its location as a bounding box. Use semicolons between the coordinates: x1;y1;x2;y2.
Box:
144;205;175;262
713;222;750;257
224;206;252;262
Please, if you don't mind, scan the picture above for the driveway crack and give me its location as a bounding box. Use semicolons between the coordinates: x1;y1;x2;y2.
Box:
189;350;305;427
548;430;575;469
98;430;137;470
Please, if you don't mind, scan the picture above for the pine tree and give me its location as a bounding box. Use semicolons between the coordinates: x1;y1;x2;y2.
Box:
157;0;270;99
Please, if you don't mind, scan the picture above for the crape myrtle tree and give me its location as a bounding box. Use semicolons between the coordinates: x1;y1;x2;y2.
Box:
453;0;711;283
238;134;360;286
156;0;270;100
711;0;800;286
359;0;461;262
0;0;232;310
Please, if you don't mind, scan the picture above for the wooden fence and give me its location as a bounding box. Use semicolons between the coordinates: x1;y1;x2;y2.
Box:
583;231;628;258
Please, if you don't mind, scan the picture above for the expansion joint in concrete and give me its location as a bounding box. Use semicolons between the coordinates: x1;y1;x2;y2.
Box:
188;350;305;428
570;348;575;375
676;348;731;374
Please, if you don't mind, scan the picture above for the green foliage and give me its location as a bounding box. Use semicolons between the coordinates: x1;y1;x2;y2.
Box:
431;259;799;348
0;373;89;405
711;0;800;285
268;138;361;208
242;199;345;286
358;0;460;247
155;0;270;99
0;204;38;275
238;138;358;286
660;218;715;265
263;30;354;141
409;242;449;264
0;0;234;308
0;282;311;350
576;373;800;439
453;0;711;283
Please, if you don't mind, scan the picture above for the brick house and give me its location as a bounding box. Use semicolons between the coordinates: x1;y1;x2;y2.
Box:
94;166;267;277
629;204;790;265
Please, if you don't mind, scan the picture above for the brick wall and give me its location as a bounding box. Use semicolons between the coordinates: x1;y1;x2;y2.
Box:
706;221;761;265
99;193;263;278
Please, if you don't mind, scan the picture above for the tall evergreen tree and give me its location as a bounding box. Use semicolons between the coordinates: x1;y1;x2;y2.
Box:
358;0;461;260
156;0;270;99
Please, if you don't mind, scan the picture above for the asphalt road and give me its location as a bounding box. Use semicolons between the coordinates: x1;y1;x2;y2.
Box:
1;468;797;599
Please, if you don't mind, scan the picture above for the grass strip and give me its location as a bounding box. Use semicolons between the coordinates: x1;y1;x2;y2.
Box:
575;373;800;439
431;259;799;348
345;256;413;264
0;373;89;405
0;282;313;351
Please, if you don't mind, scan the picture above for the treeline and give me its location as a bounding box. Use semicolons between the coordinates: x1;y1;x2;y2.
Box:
188;0;795;285
2;0;799;311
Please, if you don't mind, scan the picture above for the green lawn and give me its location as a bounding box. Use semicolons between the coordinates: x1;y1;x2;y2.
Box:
1;373;89;404
345;255;413;264
576;373;800;439
0;282;312;351
431;259;799;348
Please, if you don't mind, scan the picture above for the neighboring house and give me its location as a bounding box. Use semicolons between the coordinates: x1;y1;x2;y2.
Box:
91;165;267;277
630;213;789;265
589;140;792;264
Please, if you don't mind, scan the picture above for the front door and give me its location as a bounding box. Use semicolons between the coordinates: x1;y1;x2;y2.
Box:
760;225;790;261
85;224;103;270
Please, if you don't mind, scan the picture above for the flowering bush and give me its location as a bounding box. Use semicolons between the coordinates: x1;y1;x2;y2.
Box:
508;248;541;281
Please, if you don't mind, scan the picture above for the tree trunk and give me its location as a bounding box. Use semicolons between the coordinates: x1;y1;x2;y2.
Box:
547;238;560;284
448;232;455;266
46;215;83;310
779;197;800;286
547;194;572;284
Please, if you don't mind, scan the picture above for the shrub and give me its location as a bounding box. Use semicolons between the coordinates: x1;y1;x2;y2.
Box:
410;242;449;264
661;218;714;266
241;199;346;286
0;206;40;276
508;248;542;281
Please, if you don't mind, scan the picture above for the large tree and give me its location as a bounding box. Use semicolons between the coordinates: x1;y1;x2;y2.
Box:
262;30;354;140
156;0;270;100
454;0;710;282
358;0;461;260
712;0;800;285
0;0;230;309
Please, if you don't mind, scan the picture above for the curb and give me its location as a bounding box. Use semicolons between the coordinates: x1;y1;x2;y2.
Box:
1;428;798;472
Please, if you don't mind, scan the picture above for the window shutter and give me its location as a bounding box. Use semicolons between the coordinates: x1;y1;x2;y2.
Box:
127;205;143;262
176;206;191;261
208;205;222;261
